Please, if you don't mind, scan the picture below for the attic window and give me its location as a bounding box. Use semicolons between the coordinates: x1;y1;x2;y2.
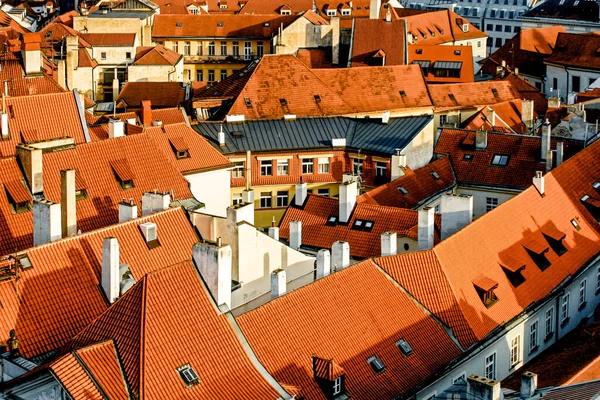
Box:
580;195;600;221
491;154;509;166
431;171;440;180
396;339;413;357
177;364;200;387
264;22;270;26
169;137;190;159
398;186;408;195
571;218;581;231
244;97;253;108
499;255;526;287
352;219;374;232
217;22;224;27
44;31;52;38
523;238;551;271
399;90;407;97
473;276;498;308
454;50;461;55
491;88;499;96
463;154;473;162
367;356;385;374
416;48;423;54
593;182;600;193
314;95;321;103
110;159;135;190
4;181;31;214
326;215;337;226
542;227;567;256
176;22;183;27
448;94;456;101
279;98;288;106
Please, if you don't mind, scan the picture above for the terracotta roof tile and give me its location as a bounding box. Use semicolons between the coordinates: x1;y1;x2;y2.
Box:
404;9;486;45
239;0;312;14
50;353;104;399
313;356;345;380
132;44;181;66
115;82;185;108
80;33;136;46
545;32;600;70
462;100;534;134
75;341;129;400
429;81;520;109
350;18;406;66
109;158;135;181
408;44;474;83
0;158;33;255
237;260;462;399
4;179;31;203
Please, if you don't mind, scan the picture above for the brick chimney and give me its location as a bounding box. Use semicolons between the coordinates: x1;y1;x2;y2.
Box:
33;199;62;246
418;207;435;250
332;240;350;270
295;181;308;207
290;220;302;250
441;193;473;240
102;237;120;303
16;145;43;195
21;33;42;76
119;199;138;222
316;249;331;278
192;240;232;308
381;231;397;256
339;180;358;224
141;100;152;126
61;169;77;238
467;375;501;400
270;268;286;299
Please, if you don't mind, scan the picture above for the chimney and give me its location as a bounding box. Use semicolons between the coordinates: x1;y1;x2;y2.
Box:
192;240;232;308
316;249;331;278
218;125;225;146
295;181;308;206
112;68;120;101
441;193;473;240
139;222;158;244
391;152;407;180
33;199;62;246
369;0;381;19
418;207;435;250
1;112;8;139
65;35;78;90
141;191;170;216
556;142;564;166
486;108;496;127
476;129;488;150
61;169;77;238
331;16;340;65
546;150;554;172
520;372;537;399
119;199;137;222
385;7;392;22
501;60;506;68
290;220;302;250
515;67;519;75
467;375;501;400
141;100;152;125
533;171;544;196
21;33;42;76
16;145;43;195
339;180;358;224
102;237;120;303
382;111;390;124
108;118;125;139
381;231;397;256
270;268;286;299
522;100;534;131
242;188;254;204
332;240;350;270
268;226;280;240
541;120;551;162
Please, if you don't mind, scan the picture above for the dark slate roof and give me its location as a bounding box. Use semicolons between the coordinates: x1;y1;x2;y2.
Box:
523;0;600;22
541;380;600;400
194;116;433;156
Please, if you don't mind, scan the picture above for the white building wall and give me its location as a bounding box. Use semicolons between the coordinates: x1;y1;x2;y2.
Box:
187;168;231;218
455;186;518;219
402;119;436;170
128;61;183;82
545;64;600;102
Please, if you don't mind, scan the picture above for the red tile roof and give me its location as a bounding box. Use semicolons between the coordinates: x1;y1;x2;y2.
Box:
71;261;283;399
350;17;406;67
462;100;533;134
495;73;548;115
80;33;136;46
408;44;474;83
50;352;104;399
6;76;66;97
237;260;462;399
0;158;34;255
0;207;199;358
312;65;432;112
279;193;441;259
404;9;486;45
296;48;333;69
132;44;181;66
357;156;456;208
429;81;520;109
545;32;600;70
239;0;312;14
115;82;185;108
76;341;129;400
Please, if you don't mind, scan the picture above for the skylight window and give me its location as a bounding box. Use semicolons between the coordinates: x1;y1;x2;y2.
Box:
448;93;456;101
177;364;200;387
416;48;423;54
571;218;581;231
314;94;321;103
217;22;224;27
454;50;461;55
352;219;375;231
367;356;385;374
399;90;407;97
491;88;499;96
279;98;288;106
244;97;252;108
396;339;413;357
463;154;474;162
398;186;408;195
431;171;440;180
326;215;337;226
176;22;183;27
491;154;509;166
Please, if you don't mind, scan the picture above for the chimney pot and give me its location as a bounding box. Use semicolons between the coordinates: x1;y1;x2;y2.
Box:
391;153;407;180
108;118;125;138
467;374;501;400
541;121;551;161
102;237;120;303
441;194;473;240
139;222;157;243
316;249;331;278
339;180;358;224
218;124;225;146
141;100;152;125
16;145;43;195
369;0;382;19
418;207;435;250
290;220;302;250
476;128;488;150
0;113;8;139
270;268;286;299
332;240;350;270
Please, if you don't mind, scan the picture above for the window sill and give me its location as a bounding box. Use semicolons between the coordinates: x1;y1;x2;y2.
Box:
528;345;539;355
560;317;570;328
544;333;553;343
579;302;587;311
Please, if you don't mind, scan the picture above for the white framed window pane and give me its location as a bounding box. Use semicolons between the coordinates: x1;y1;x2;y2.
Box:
318;157;330;173
277;159;289;175
302;158;314;174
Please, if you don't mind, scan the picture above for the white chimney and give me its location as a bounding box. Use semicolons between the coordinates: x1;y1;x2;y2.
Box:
218;125;226;147
541;121;551;162
153;120;163;126
102;237;120;303
441;193;473;240
486;108;496;127
126;118;137;125
391;152;407;181
331;138;347;148
192;240;232;308
139;222;157;243
61;169;77;238
142;192;154;216
152;192;170;212
16;145;43;195
119;199;138;222
546;150;554;172
381;231;397;256
370;0;381;19
242;188;254;204
316;249;331;278
520;372;537;398
0;113;8;139
522;100;534;131
476;129;488;150
290;220;302;250
556;142;564;166
467;375;501;400
332;241;350;270
295;182;308;207
268;226;280;240
533;171;545;196
382;111;390;124
339;180;358;224
418;207;435;250
33;199;62;246
271;268;286;299
108;118;125;139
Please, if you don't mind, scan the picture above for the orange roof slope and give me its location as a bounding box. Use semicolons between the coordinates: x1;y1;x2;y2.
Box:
408;44;474;83
0;158;34;255
76;341;129;400
404;9;486;45
115;82;185;108
50;352;104;399
237;260;462;399
429;81;520;109
225;55;355;119
0;92;87;158
377;138;600;343
350;18;406;67
0;208;199;358
144;123;232;174
519;25;566;54
357;156;456;208
71;261;283;399
132;44;181;66
239;0;312;14
312;65;432;112
462;100;533;134
80;33;136;46
279;194;440;259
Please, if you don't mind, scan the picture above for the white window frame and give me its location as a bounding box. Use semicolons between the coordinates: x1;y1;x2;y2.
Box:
302;158;314;174
529;320;538;352
327;9;336;16
184;41;190;56
231;161;244;178
208;41;215;56
484;353;496;379
276;191;288;207
439;114;447;125
318;157;330;174
353;158;363;175
579;279;587;307
545;307;554;337
341;8;351;15
375;162;387;177
220;41;227;55
510;335;521;367
260;160;272;176
277;159;289;176
260;192;272;208
232;193;242;206
333;377;342;395
561;293;569;323
244;41;252;60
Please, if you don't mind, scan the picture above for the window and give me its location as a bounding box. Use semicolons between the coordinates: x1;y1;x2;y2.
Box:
277;159;289;175
510;335;521;367
495;38;502;47
552;78;558;92
489;8;496;17
220;70;227;81
208;70;215;83
529;320;538;352
486;23;493;30
232;193;242;206
395;339;413;357
486;197;499;212
260;160;272;176
317;188;330;197
244;41;252;60
196;42;203;55
126;51;132;60
178;365;200;386
367;356;385;374
353;219;375;232
220;41;227;55
196;70;203;82
101;52;107;60
302;158;314;174
208;42;215;56
172;42;178;53
184;41;190;55
341;8;351;15
276;191;289;207
561;293;569;324
491;154;509;166
508;10;514;18
326;215;337;226
495;24;502;31
484;353;496;380
454;373;466;383
439;114;447;125
572;76;581;93
333;377;342;395
579;279;587;308
376;162;387;177
232;41;239;56
327;9;336;16
232;161;244;178
257;42;264;57
260;192;272;208
504;25;512;32
545;308;554;338
318;157;330;174
353;158;363;175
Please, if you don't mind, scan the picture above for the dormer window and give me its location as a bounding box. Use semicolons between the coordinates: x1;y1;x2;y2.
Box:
473;276;498;308
244;97;252;108
110;159;135;190
4;181;31;214
341;8;351;15
499;254;526;287
314;95;321;103
312;356;346;399
169;137;190;159
581;195;600;221
327;9;337;16
542;226;567;256
523;237;551;271
448;93;456;101
367;355;385;374
463;154;474;162
177;364;200;387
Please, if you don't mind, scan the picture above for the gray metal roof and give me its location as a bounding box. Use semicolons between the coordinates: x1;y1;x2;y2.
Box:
194;116;433;156
433;61;463;69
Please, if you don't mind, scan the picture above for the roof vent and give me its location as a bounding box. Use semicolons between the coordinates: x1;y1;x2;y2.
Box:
244;97;252;108
416;48;422;54
398;186;408;195
139;222;159;249
396;339;413;357
314;94;321;103
454;50;461;55
431;171;440;180
279;98;288;106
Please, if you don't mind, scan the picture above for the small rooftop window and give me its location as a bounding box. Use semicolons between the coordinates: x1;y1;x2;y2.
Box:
499;255;526;287
314;94;321;103
396;339;413;357
491;88;499;96
176;22;183;27
416;48;423;54
571;218;581;231
463;154;474;162
264;22;270;26
491;154;509;166
367;356;385;374
279;98;288;106
217;22;224;27
454;50;461;55
326;215;337;226
523;237;551;271
473;276;498;308
542;227;567;256
177;364;200;387
580;195;600;221
399;90;407;97
431;171;440;180
244;97;252;108
352;219;375;232
398;186;408;195
448;93;456;101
